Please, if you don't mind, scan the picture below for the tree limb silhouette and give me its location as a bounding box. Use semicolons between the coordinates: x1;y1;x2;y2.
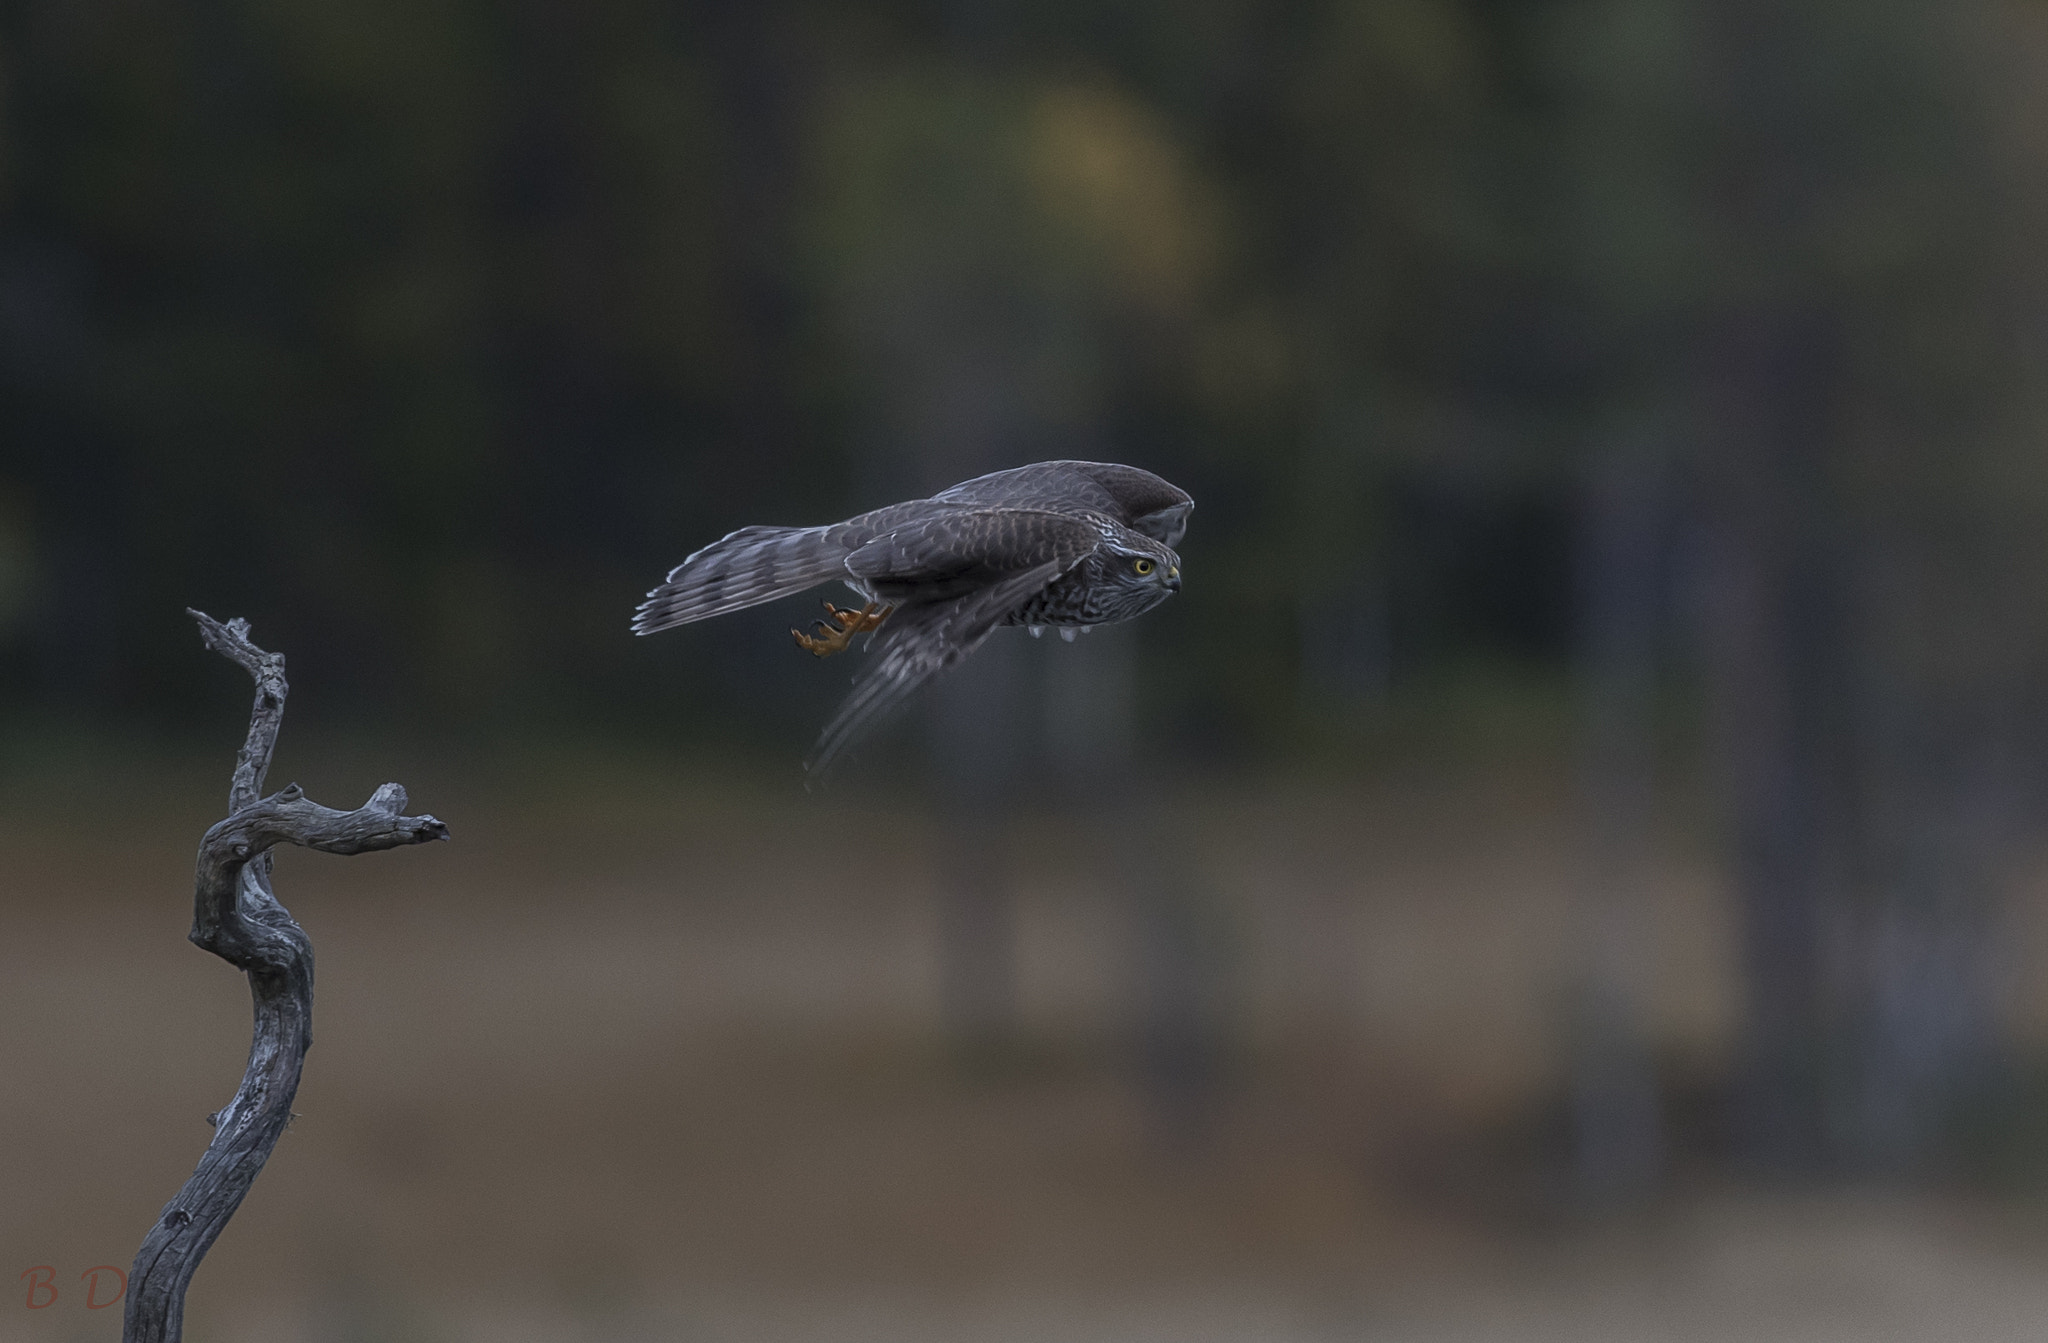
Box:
124;611;448;1343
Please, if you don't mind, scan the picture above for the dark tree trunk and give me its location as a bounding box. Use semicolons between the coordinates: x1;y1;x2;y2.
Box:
1698;311;1850;1173
1568;430;1668;1203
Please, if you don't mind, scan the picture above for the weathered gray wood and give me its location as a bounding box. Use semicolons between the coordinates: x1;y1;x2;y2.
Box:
124;611;447;1343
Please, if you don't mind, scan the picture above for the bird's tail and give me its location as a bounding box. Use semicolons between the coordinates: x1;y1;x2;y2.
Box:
632;524;849;634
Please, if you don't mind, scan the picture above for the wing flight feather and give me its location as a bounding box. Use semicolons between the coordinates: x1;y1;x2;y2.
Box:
805;508;1099;773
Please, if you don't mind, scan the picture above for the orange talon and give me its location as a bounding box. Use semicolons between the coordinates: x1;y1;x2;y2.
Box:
792;601;890;657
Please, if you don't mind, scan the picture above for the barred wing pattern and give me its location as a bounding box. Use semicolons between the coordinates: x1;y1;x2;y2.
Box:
807;508;1100;772
932;461;1192;547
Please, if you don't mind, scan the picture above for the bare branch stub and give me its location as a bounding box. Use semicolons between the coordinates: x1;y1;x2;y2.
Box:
124;613;448;1343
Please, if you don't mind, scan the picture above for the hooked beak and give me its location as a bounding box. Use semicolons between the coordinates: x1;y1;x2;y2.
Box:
1163;565;1181;592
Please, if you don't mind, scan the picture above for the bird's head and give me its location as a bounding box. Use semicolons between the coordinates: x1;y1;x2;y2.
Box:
1097;528;1182;618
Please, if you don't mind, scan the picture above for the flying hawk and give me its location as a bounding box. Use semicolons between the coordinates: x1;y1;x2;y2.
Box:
633;460;1191;770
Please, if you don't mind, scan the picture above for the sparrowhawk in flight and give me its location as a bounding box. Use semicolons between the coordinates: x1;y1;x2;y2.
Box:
633;460;1191;770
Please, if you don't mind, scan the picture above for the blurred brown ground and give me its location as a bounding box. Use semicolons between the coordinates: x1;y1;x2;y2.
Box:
7;744;2048;1341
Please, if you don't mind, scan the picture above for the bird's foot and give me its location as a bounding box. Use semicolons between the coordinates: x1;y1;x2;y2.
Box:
792;601;889;657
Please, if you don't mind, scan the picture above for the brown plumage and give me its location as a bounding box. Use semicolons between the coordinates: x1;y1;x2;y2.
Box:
633;460;1192;771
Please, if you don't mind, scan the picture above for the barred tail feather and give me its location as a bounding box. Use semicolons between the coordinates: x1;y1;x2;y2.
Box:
632;525;848;634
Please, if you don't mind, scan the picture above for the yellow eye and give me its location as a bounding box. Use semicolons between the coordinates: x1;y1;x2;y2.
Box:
1133;558;1155;576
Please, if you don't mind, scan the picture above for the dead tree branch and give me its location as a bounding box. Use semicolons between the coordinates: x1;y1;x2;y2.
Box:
124;611;448;1343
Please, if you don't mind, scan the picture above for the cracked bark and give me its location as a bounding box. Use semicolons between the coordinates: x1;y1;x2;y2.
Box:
123;611;448;1343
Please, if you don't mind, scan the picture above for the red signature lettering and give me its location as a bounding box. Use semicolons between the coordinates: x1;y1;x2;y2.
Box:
18;1265;127;1309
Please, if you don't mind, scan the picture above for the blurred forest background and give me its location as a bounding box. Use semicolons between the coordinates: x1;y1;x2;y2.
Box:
11;0;2048;1337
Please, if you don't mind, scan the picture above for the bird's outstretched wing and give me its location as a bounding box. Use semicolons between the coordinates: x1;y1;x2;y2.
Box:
805;508;1099;773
